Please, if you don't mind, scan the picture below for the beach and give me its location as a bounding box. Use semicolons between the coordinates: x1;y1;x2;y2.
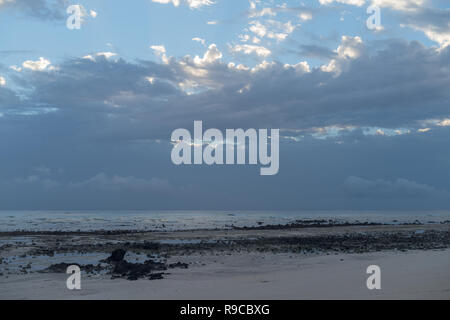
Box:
1;217;449;300
1;249;450;300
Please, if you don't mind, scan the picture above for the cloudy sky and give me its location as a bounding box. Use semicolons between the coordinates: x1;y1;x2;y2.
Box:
0;0;449;210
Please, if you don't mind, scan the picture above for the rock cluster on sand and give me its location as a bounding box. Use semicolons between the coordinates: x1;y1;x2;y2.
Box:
111;259;167;281
43;249;189;281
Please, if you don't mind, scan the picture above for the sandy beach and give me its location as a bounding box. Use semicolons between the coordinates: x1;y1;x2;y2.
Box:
1;221;449;300
1;249;449;300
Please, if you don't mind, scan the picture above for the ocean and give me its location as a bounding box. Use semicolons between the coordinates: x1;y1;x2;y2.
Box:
1;210;450;232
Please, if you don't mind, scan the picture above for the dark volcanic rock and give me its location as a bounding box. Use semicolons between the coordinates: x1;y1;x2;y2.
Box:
149;273;164;280
168;262;189;269
44;262;105;274
44;263;78;273
107;249;127;262
112;259;167;280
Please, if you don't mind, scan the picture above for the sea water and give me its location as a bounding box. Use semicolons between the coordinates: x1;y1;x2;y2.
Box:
0;210;449;232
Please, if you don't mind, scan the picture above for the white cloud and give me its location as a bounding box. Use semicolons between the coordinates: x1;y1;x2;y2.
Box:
249;21;267;38
22;57;53;71
0;76;6;86
68;4;95;25
249;7;277;18
228;62;250;71
192;37;206;45
192;44;222;65
83;52;117;61
151;0;181;7
336;35;364;59
249;20;296;42
9;65;22;72
437;119;450;127
151;0;214;9
186;0;214;9
150;45;169;64
318;0;425;11
321;36;364;74
318;0;365;7
150;45;166;54
299;12;313;21
231;44;271;57
371;0;425;12
251;60;276;72
175;44;222;84
284;61;311;73
96;52;117;59
407;22;450;48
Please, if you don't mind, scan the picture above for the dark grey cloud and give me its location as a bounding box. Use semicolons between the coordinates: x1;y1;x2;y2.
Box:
375;3;450;48
2;125;450;210
1;37;450;210
295;44;338;59
4;39;450;140
343;176;449;199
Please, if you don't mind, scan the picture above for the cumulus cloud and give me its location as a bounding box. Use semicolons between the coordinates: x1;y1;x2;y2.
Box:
230;44;271;57
248;20;296;42
192;44;222;65
2;39;450;140
321;36;364;74
83;52;117;61
22;57;53;71
150;45;170;64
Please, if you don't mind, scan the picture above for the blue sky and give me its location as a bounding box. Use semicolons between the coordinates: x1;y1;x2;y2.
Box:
0;0;450;210
1;0;442;68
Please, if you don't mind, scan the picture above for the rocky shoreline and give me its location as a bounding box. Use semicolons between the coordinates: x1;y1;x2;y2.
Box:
1;221;449;281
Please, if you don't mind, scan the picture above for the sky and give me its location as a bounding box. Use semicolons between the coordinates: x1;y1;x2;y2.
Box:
0;0;450;210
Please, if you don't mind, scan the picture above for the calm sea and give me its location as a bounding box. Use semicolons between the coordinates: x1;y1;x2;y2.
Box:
1;210;450;232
